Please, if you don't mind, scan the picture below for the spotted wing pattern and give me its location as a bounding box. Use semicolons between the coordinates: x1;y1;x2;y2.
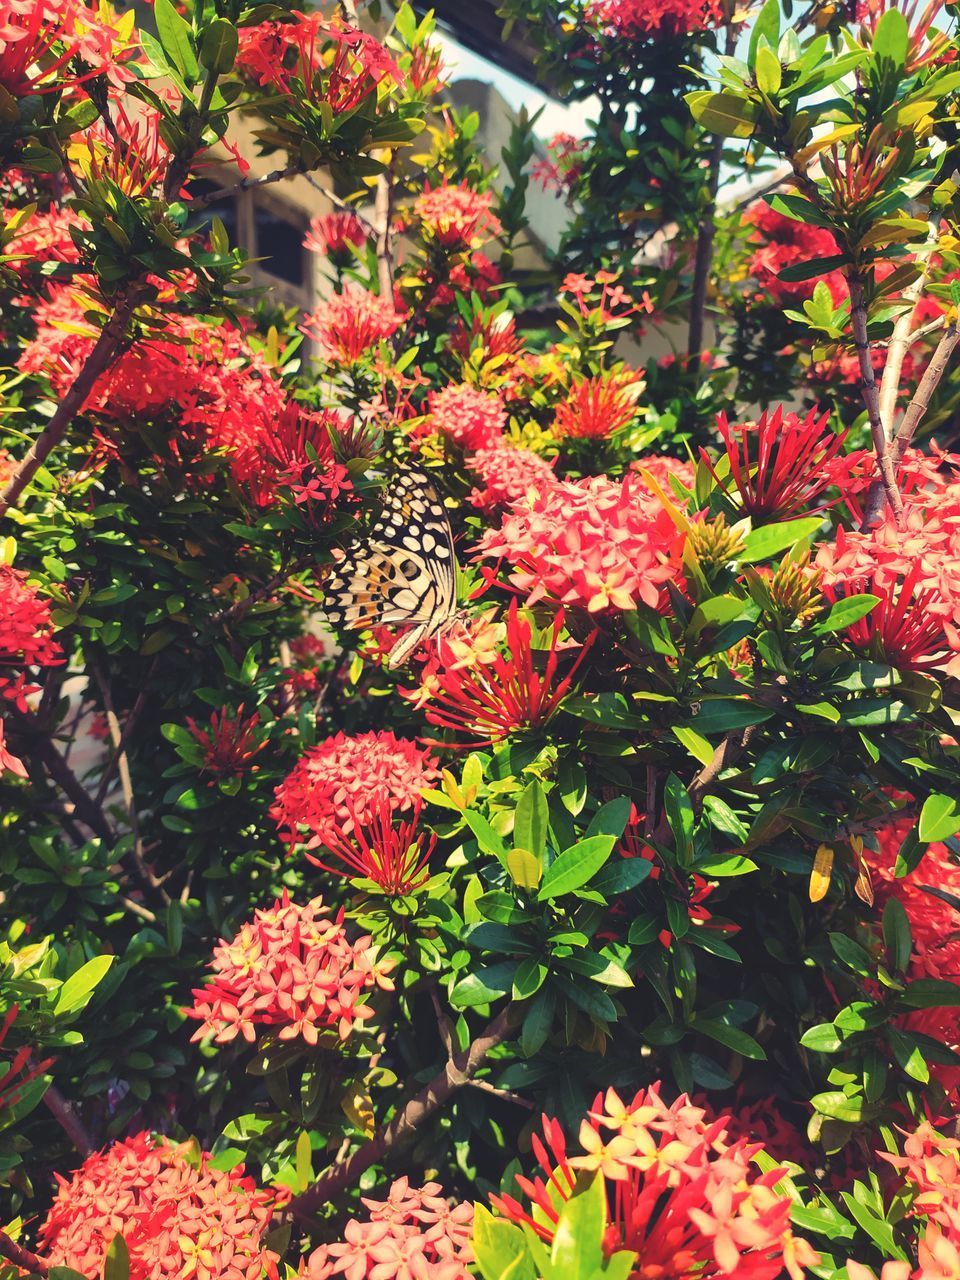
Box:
321;469;457;666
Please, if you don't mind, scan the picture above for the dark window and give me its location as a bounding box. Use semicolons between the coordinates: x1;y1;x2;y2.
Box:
184;178;239;243
254;204;306;286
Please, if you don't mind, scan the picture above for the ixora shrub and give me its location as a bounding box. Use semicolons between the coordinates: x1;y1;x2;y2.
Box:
6;0;960;1277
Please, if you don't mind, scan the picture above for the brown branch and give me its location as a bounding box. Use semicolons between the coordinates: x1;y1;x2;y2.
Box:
847;272;903;526
43;1083;93;1157
878;244;933;432
288;1007;515;1222
0;289;143;516
10;709;114;841
467;1078;535;1109
189;159;316;213
0;1230;49;1276
687;725;758;815
93;667;154;806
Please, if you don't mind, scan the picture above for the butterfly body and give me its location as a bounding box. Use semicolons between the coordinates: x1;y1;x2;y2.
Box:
321;469;458;668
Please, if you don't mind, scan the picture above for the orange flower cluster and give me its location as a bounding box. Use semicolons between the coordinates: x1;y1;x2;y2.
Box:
478;471;682;613
492;1083;818;1280
305;1176;473;1280
272;730;439;849
186;891;394;1046
301;286;407;365
39;1132;286;1280
552;371;643;440
412;182;503;249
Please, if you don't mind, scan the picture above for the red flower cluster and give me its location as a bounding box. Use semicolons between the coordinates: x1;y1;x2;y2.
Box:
305;1176;473;1280
412;182;502;249
427;383;507;452
703;406;848;520
304;210;368;259
301;286;407;365
491;1083;818;1280
237;14;400;112
0;0;130;96
5;205;84;282
467;446;556;513
0;1004;53;1113
416;602;594;744
247;404;352;515
584;0;724;38
0;721;27;779
744;204;845;305
552;371;643;440
815;470;960;676
0;565;62;675
305;794;436;896
39;1132;286;1280
185;707;266;778
478;471;682;613
187;891;394;1046
866;816;960;1092
272;730;439;848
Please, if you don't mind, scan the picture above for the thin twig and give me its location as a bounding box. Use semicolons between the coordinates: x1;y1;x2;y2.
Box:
289;1007;515;1222
847;272;903;524
375;165;396;299
10;709;114;841
93;665;155;806
878;243;933;433
467;1078;535;1109
0;289;144;516
189;159;316;213
43;1083;93;1156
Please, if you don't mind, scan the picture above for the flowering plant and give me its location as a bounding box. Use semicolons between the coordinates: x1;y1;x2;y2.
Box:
4;3;960;1280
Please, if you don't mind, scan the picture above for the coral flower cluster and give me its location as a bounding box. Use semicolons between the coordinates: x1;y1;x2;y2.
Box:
272;730;439;848
479;471;682;613
466;445;556;512
427;383;507;452
187;891;394;1045
491;1083;818;1280
305;211;368;259
412;182;503;249
305;1177;474;1280
38;1132;286;1280
301;286;407;365
552;371;643;440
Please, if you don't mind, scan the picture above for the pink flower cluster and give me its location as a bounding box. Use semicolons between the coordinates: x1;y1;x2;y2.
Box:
272;730;439;849
467;446;556;512
584;0;724;38
492;1082;818;1280
305;1177;473;1280
478;470;682;613
39;1132;286;1280
186;891;394;1046
427;383;507;452
301;286;407;365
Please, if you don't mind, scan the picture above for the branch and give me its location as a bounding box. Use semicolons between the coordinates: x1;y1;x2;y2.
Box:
43;1083;93;1157
847;272;903;525
189;159;317;213
288;1007;515;1222
0;289;143;516
877;244;933;431
687;131;723;361
10;709;114;841
0;1230;49;1276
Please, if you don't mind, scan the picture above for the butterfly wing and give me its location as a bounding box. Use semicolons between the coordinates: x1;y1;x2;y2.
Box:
321;469;457;661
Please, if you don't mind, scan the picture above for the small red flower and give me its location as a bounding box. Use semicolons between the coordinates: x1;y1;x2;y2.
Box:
185;706;266;777
420;602;594;744
0;720;27;779
306;794;436;895
822;562;951;671
701;406;848;520
301;286;407;365
584;0;724;37
413;182;502;249
304;211;368;259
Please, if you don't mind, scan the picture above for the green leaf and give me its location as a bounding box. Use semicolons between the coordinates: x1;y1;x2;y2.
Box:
513;957;549;1000
694;853;758;876
693;1017;766;1060
800;1024;843;1053
449;963;516;1009
749;0;780;66
472;1206;537;1280
154;0;199;82
872;6;909;68
54;954;115;1016
689;700;775;735
104;1234;130;1280
673;726;715;767
295;1129;313;1191
812;595;879;634
755;46;782;95
584;795;633;842
589;857;652;897
829;933;873;976
551;1173;606;1272
199;17;238;72
740;517;823;562
883;898;912;973
897;978;960;1009
664;773;694;857
887;1027;930;1083
537;835;616;901
520;985;556;1057
812;1091;865;1123
919;794;960;843
686;91;760;138
462;810;508;860
515;781;548;860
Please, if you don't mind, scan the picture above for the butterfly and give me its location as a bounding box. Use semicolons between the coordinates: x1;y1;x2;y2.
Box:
321;468;458;668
